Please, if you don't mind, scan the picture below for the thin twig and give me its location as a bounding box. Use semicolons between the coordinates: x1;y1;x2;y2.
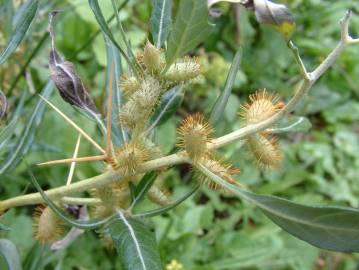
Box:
39;95;106;154
66;134;82;185
38;155;106;166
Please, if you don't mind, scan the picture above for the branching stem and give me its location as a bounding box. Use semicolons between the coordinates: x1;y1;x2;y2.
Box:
1;11;357;212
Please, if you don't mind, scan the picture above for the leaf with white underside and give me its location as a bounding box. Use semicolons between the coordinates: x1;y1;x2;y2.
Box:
0;239;21;270
109;210;162;270
0;0;38;65
166;0;212;66
269;116;312;134
150;0;172;48
197;163;359;252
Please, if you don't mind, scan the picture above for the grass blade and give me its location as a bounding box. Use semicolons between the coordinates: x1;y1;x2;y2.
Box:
0;0;38;65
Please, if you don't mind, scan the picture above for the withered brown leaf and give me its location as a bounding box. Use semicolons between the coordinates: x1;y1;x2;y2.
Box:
48;12;99;115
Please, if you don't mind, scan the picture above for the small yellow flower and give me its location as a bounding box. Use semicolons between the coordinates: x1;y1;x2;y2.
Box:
166;259;185;270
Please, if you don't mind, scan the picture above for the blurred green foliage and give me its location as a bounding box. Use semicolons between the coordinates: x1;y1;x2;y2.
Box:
1;0;359;269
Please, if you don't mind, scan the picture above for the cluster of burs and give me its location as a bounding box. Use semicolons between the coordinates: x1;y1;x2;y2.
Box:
33;42;284;245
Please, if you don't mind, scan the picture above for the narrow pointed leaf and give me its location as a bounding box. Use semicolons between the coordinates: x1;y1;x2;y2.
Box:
210;49;242;125
130;172;157;207
134;184;199;218
0;0;38;65
269;116;312;134
197;163;359;252
166;0;212;66
0;81;54;174
88;0;135;71
0;90;9;122
150;0;173;48
105;37;127;146
28;168;115;230
108;211;162;270
0;239;21;270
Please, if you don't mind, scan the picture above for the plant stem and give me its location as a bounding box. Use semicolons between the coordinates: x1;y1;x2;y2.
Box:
1;11;357;212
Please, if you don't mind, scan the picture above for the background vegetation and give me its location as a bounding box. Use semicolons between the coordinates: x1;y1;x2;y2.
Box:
1;0;359;269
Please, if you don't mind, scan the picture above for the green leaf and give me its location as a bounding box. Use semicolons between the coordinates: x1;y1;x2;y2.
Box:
150;0;172;48
0;223;11;231
22;243;46;270
147;85;184;132
108;211;162;270
197;163;359;252
166;0;212;66
270;116;312;134
209;49;242;125
88;0;137;72
27;167;115;230
0;0;38;65
0;81;54;174
0;91;26;149
0;239;21;270
134;184;199;218
105;37;127;146
130;172;157;208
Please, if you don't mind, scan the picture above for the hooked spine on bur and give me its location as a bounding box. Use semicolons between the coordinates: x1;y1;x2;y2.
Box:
240;89;283;168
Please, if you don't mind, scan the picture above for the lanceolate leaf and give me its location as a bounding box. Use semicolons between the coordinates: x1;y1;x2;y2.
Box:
150;0;173;48
210;49;242;125
0;239;21;270
0;81;54;174
134;184;200;218
0;90;9;122
88;0;137;72
166;0;212;66
105;37;127;146
197;163;359;252
28;168;115;230
130;172;158;208
269;116;312;134
147;85;184;132
109;211;162;270
48;12;99;117
0;0;38;65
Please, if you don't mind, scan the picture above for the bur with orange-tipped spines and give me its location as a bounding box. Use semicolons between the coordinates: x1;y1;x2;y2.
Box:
177;113;214;162
240;89;283;168
194;158;240;191
33;205;63;244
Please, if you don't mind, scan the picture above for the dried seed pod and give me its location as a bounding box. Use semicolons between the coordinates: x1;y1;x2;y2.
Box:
177;113;213;162
164;57;201;84
33;205;63;244
240;89;281;125
247;133;282;168
119;75;140;98
114;141;150;175
194;159;240;190
142;41;164;74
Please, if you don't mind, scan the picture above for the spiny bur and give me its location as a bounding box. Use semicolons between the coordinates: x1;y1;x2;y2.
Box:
240;89;283;168
142;41;164;75
119;76;162;131
33;205;63;244
114;141;150;175
164;57;201;84
119;75;140;98
194;158;240;191
177;113;213;162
